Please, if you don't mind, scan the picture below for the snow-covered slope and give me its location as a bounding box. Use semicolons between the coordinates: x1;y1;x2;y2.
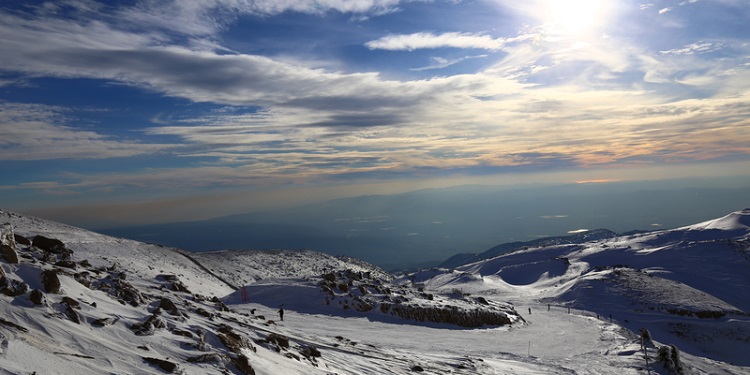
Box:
416;208;750;369
1;208;749;374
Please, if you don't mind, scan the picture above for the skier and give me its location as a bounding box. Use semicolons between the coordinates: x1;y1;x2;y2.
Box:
278;306;284;321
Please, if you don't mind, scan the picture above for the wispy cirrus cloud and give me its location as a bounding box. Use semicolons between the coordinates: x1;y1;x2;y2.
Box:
410;55;488;71
365;32;508;51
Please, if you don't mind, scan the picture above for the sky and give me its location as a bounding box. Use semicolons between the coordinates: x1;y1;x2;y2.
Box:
1;0;749;227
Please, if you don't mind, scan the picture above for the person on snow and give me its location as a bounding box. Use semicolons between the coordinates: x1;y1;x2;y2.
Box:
278;306;284;321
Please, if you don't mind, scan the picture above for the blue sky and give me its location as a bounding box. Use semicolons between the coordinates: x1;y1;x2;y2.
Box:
1;0;749;226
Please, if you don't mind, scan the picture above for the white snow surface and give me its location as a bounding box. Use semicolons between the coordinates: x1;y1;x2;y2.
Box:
1;208;749;374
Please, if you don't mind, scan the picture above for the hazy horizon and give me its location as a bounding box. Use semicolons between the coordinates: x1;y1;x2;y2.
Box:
93;176;750;268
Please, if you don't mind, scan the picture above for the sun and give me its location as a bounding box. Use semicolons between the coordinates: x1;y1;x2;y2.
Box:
543;0;608;36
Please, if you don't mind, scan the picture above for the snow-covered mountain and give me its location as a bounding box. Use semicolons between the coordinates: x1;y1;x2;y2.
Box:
1;208;749;374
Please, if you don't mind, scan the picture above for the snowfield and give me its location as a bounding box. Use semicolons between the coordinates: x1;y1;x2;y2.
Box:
1;208;749;374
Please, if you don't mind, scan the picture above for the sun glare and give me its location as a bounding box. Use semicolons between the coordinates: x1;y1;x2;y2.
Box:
544;0;608;35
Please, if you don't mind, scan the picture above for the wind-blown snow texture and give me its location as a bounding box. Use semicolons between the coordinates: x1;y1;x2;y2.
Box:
1;208;749;374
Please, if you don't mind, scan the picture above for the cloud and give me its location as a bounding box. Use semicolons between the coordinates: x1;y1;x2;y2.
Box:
410;55;488;71
365;32;507;51
659;7;673;14
0;103;169;161
114;0;404;37
660;42;724;55
1;0;749;196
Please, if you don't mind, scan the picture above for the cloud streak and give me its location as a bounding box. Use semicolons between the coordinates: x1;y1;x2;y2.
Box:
0;103;169;161
366;32;508;51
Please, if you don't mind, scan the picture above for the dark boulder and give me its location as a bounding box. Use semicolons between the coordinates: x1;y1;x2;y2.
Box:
41;270;61;294
32;235;67;254
14;233;31;246
300;345;321;358
142;357;179;373
29;289;46;305
92;317;116;327
231;354;256;375
157;297;181;316
64;304;81;324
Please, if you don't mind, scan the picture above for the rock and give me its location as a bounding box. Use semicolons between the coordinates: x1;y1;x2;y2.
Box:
41;270;62;294
61;296;81;309
54;260;77;269
91;317;115;327
113;279;145;306
231;354;256;375
142;357;179;373
130;314;166;336
29;289;46;305
213;298;230;312
411;365;425;372
32;235;67;254
0;223;19;264
195;307;213;318
171;328;193;338
266;333;290;349
187;353;225;363
64;304;81;324
171;281;191;293
217;325;255;354
13;234;31;246
158;297;181;316
1;280;29;297
299;345;321;358
74;272;91;288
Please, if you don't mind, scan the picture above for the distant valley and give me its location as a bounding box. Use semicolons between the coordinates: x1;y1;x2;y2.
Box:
99;178;750;269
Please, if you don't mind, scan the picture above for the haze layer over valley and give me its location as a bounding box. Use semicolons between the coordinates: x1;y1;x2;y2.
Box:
99;178;750;268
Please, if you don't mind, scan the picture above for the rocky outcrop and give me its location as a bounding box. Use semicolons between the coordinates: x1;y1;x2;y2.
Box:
130;314;167;336
318;269;521;328
112;279;146;306
0;223;19;264
264;333;290;349
217;324;255;354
